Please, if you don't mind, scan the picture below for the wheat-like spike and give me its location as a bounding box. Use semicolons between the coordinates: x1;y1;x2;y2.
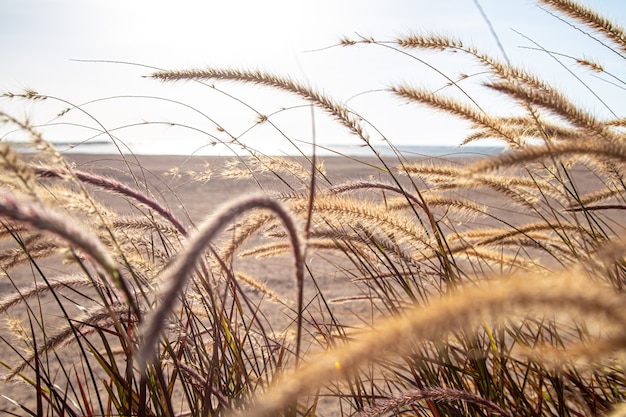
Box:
496;116;586;142
572;188;625;209
358;387;512;417
151;67;370;143
250;154;325;187
288;194;433;254
398;163;464;181
185;168;213;183
398;34;619;149
504;237;565;262
181;159;213;184
0;112;62;167
0;193;119;283
455;246;534;270
450;221;586;245
605;118;626;127
295;196;443;268
219;212;277;262
327;179;424;209
0;224;30;242
382;194;485;223
238;273;626;417
3;303;139;381
253;155;311;181
329;294;382;305
240;238;380;266
220;159;255;180
352;35;584;150
463;130;517;147
486;80;617;139
411;239;547;271
468;140;626;174
34;183;116;228
396;34;465;50
382;196;422;212
233;271;287;305
0;275;101;314
36;166;188;236
575;57;605;72
391;86;521;144
264;227;421;268
111;216;181;237
113;232;173;262
568;156;626;190
475;52;555;91
239;240;321;260
539;0;626;54
352;231;429;269
503;236;580;262
350;270;434;284
0;238;59;271
219;155;324;191
395;33;558;93
462;130;507;146
399;163;563;209
442;231;584;267
413;233;574;268
465;177;560;210
0;143;37;193
569;204;626;213
418;194;487;218
118;255;160;287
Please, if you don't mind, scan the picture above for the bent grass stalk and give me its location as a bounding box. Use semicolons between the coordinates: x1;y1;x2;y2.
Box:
138;194;304;369
35;166;189;236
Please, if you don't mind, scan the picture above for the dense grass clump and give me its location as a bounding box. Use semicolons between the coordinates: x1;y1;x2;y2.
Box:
1;0;626;415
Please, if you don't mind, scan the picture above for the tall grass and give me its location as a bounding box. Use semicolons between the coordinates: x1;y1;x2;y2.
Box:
1;0;626;415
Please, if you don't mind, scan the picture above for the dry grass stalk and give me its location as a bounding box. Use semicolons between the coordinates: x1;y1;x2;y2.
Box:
0;193;119;285
3;303;140;381
238;273;626;417
538;0;626;54
150;67;370;143
358;387;513;417
0;275;100;314
35;165;188;235
467;140;626;174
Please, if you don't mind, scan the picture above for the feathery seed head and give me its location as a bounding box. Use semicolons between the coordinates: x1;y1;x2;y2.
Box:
396;34;464;50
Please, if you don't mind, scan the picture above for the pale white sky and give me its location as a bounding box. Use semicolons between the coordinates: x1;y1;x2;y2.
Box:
1;0;625;155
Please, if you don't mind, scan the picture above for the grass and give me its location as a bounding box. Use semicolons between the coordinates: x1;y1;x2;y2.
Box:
1;0;626;415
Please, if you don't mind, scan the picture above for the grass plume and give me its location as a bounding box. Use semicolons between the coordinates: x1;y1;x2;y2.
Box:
1;1;626;416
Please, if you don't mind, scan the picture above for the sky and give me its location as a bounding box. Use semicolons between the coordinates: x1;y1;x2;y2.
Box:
1;0;625;156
